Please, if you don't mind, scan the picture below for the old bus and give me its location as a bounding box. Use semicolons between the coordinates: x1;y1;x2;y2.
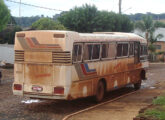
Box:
13;31;148;102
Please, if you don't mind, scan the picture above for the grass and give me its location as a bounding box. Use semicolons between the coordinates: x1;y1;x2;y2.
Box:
138;96;165;120
153;96;165;105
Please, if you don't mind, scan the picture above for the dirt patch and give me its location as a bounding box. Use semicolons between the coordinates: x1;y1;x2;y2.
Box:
0;63;165;120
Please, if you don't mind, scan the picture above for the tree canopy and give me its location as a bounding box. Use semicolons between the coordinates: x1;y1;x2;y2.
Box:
31;18;66;30
0;0;10;32
58;4;133;33
0;26;22;44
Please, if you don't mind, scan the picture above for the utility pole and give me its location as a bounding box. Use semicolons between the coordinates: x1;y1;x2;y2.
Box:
119;0;122;14
19;0;21;17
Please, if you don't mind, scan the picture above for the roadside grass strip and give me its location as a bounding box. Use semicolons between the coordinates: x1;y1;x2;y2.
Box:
137;96;165;120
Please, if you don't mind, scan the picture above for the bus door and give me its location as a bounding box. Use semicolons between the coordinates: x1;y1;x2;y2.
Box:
134;42;140;64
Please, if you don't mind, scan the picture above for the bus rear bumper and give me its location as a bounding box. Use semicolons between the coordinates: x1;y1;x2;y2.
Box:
23;94;67;100
13;91;67;100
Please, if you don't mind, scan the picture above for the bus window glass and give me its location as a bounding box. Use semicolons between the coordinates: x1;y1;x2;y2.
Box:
129;43;134;56
84;44;93;60
73;45;78;62
108;43;116;58
73;44;82;62
144;46;148;55
92;44;100;59
141;45;148;55
77;45;82;61
102;44;109;58
123;44;128;56
117;44;122;57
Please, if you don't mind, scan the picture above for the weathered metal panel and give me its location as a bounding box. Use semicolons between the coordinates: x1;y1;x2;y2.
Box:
24;51;52;63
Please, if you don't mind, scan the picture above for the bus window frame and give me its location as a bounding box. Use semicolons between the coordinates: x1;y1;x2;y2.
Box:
128;42;134;57
83;42;101;62
140;43;148;56
140;43;148;62
116;42;129;59
101;42;117;60
72;43;83;63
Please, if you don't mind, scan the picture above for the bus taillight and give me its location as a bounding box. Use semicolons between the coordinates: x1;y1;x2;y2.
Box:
54;87;64;95
14;84;22;90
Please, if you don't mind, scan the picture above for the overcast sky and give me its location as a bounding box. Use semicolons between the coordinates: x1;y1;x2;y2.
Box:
4;0;165;17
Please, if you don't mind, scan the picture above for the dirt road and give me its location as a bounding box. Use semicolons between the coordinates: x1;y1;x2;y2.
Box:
0;63;165;120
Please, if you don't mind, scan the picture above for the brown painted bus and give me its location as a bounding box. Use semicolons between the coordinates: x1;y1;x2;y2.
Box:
13;31;148;102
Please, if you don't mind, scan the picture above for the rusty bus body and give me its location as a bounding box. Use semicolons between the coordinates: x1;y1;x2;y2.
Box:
13;31;148;101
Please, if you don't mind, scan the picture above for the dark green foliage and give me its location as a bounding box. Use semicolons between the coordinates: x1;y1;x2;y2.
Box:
31;18;66;30
0;26;22;44
128;12;165;21
14;16;42;28
154;21;165;28
0;0;10;32
58;4;133;33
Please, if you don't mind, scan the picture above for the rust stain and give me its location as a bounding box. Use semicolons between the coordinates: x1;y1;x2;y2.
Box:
35;74;51;78
114;62;121;70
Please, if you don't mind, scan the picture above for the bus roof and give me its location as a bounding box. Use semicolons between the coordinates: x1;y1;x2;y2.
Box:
16;30;147;44
77;32;146;43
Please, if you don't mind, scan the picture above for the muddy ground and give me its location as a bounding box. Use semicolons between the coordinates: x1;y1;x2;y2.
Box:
0;63;165;120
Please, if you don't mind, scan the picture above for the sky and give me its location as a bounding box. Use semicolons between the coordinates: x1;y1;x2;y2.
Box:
4;0;165;17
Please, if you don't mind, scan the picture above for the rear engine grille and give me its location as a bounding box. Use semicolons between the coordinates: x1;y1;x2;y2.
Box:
52;52;71;64
15;50;24;62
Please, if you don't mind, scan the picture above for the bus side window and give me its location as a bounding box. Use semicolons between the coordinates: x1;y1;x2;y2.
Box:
123;44;128;56
129;42;134;56
117;44;122;57
92;44;100;60
102;44;109;58
117;43;128;57
144;45;148;55
84;44;93;60
108;43;116;59
140;45;148;56
73;44;82;62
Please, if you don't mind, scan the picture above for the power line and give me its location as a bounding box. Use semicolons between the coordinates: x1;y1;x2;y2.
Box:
5;0;65;12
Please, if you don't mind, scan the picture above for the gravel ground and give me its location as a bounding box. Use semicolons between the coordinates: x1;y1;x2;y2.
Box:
0;63;165;120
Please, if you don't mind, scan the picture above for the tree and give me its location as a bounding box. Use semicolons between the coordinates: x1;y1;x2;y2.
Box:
0;26;22;44
0;0;10;32
59;4;98;33
58;4;133;33
31;18;66;30
135;15;164;44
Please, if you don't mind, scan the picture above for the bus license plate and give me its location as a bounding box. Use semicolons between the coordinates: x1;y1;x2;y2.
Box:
32;86;43;92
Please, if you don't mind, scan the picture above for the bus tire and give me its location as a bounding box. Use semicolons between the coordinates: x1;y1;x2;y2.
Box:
95;81;105;102
134;80;141;90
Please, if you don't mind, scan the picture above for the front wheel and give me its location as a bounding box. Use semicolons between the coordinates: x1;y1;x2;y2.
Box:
95;81;105;102
134;80;141;90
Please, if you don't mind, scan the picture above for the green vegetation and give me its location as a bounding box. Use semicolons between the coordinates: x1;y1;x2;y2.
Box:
31;18;66;30
0;0;10;32
58;4;133;33
137;96;165;120
128;13;165;21
0;26;22;44
153;96;165;105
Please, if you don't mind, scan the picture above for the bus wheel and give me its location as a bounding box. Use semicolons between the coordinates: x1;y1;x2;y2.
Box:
134;80;141;90
95;81;105;102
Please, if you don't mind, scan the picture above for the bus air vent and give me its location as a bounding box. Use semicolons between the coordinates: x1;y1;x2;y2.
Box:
52;52;71;64
15;50;24;62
